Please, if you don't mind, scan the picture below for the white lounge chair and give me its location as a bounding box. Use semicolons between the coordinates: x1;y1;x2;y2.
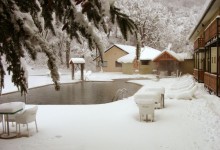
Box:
15;106;38;136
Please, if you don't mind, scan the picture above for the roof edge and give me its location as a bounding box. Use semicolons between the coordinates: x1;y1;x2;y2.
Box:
104;44;130;54
188;0;216;40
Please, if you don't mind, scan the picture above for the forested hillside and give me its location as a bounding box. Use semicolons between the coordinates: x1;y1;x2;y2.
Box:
110;0;208;52
25;0;209;70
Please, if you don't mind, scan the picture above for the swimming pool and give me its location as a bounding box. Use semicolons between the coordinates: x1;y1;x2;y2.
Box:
0;80;141;105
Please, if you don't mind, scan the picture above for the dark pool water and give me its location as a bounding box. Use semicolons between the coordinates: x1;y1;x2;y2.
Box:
0;80;141;105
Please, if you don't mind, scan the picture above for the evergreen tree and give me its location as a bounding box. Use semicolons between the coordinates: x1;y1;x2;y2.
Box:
0;0;137;95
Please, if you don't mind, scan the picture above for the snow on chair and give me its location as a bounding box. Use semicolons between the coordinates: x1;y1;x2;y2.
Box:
165;75;197;100
135;86;165;109
6;103;25;128
15;106;38;136
134;92;160;122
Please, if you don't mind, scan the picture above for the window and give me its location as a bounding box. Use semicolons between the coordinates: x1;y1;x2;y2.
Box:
141;60;150;65
115;61;122;67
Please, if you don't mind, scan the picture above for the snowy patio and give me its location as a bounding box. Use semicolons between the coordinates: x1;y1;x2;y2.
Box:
0;70;220;150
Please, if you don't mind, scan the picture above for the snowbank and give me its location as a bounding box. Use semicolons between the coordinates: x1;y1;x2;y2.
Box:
165;74;197;100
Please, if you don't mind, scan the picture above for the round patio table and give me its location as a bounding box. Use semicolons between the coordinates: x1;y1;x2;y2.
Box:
0;102;25;139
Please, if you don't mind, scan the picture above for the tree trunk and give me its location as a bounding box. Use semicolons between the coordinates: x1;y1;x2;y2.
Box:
66;41;70;68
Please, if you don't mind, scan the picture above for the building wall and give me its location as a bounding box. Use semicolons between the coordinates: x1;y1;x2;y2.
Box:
179;59;194;75
122;63;134;74
102;46;128;72
139;61;156;74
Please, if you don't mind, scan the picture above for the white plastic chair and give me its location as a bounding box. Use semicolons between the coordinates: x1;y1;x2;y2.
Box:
139;87;165;109
137;103;155;122
15;106;38;136
6;103;25;127
134;94;156;122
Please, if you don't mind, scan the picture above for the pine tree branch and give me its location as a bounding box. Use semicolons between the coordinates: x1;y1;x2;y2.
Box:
0;1;60;95
110;5;138;41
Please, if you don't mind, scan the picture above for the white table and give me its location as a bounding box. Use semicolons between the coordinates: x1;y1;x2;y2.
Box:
0;102;25;139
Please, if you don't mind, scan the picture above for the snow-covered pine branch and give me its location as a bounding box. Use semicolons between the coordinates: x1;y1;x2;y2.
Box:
0;0;138;95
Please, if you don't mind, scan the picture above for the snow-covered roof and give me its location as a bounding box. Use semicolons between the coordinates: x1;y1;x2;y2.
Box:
105;44;136;63
116;45;161;63
139;46;161;60
69;58;85;64
167;50;184;61
117;53;136;63
114;44;136;54
153;50;184;62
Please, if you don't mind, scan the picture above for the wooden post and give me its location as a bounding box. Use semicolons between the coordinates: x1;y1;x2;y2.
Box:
216;18;219;96
81;64;84;81
24;93;27;104
72;63;74;80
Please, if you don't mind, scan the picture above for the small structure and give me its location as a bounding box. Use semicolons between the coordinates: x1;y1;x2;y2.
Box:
69;58;85;80
96;44;136;73
153;50;184;76
95;44;161;74
117;45;161;74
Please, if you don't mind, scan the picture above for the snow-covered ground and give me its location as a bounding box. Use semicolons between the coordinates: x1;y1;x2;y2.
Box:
0;69;220;150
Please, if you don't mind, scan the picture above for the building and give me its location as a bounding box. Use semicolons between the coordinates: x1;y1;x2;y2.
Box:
95;44;161;74
138;46;161;74
96;44;136;72
153;50;193;76
189;0;220;96
96;44;192;75
115;45;161;74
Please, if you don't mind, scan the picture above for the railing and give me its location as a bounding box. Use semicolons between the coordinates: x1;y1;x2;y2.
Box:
204;18;220;44
112;88;128;101
194;38;204;50
194;69;204;82
204;72;217;93
194;69;198;80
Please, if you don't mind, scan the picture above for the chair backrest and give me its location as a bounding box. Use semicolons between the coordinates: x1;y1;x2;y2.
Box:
16;106;38;123
26;106;38;115
25;106;38;122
